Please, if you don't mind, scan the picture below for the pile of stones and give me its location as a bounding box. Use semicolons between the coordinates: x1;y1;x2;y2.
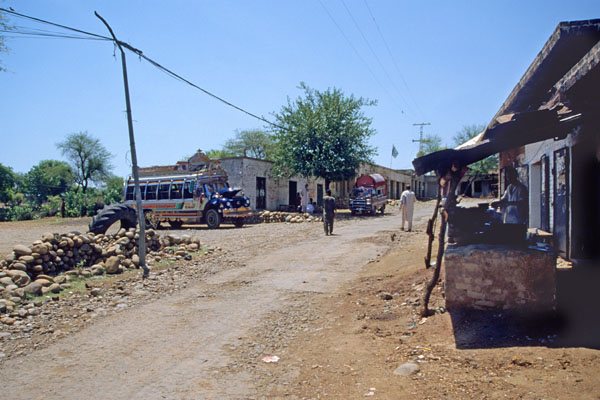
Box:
257;211;322;224
0;228;200;303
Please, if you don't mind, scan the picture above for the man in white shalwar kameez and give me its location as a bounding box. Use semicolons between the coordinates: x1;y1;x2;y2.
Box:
301;183;309;213
399;185;416;231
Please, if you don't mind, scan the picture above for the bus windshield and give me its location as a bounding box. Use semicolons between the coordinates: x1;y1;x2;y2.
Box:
204;182;229;196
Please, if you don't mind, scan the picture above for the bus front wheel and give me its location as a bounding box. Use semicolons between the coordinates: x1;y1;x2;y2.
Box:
205;209;221;229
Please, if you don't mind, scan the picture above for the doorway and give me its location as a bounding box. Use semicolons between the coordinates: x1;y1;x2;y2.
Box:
541;155;550;232
256;177;266;210
288;181;297;209
317;184;323;206
553;147;570;258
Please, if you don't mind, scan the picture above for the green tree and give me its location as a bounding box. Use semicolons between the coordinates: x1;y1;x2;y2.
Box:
204;149;234;160
100;174;124;205
270;82;377;187
223;129;275;160
452;124;498;175
0;162;16;203
417;134;446;158
57;131;113;193
24;160;73;205
0;8;13;72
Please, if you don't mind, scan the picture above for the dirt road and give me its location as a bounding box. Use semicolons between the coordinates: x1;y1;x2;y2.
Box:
2;202;599;399
0;205;432;399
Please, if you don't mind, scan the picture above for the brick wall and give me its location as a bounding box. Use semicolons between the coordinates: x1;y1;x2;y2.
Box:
444;244;556;314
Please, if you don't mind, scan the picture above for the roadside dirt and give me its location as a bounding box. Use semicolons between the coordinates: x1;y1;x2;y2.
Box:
1;202;599;399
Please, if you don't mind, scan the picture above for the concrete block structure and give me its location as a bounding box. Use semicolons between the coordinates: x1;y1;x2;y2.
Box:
444;244;557;314
219;157;416;211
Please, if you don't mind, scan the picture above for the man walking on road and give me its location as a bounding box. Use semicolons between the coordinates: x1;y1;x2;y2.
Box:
323;189;336;236
399;185;416;231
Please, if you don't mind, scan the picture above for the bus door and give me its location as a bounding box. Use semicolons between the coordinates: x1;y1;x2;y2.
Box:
183;179;200;216
193;180;209;209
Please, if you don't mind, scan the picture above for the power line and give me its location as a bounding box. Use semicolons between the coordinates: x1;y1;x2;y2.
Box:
0;7;289;132
363;0;425;119
1;28;109;41
340;0;413;115
316;0;406;114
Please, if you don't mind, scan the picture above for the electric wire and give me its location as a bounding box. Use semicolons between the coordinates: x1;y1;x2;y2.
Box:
0;7;289;132
363;0;425;119
1;28;109;41
316;0;406;114
340;0;414;116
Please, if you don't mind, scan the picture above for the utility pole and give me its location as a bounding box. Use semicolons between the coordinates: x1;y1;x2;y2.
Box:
95;12;149;278
412;122;431;155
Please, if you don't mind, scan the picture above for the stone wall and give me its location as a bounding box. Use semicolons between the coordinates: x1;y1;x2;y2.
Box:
444;244;556;314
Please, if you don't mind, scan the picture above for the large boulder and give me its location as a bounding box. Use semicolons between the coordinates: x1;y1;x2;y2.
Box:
10;262;27;272
105;256;121;274
13;245;32;257
31;244;48;255
7;270;31;287
23;281;43;296
0;277;14;286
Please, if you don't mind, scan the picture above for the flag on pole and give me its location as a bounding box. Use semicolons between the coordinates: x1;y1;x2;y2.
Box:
391;145;399;158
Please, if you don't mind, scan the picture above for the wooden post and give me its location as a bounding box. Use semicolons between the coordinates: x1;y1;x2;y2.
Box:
95;12;148;278
423;179;441;269
421;166;461;317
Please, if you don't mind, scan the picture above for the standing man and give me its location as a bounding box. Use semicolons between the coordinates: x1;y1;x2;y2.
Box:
301;183;309;213
323;189;336;236
399;185;416;231
491;166;528;241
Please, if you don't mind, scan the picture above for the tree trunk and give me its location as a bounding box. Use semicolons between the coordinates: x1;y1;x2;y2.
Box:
421;168;461;317
421;209;447;317
424;180;441;269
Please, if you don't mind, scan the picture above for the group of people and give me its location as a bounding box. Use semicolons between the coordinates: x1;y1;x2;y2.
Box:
296;184;317;214
305;165;527;238
300;182;417;237
297;184;336;235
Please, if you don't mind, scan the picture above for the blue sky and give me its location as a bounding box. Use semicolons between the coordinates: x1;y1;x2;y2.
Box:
1;1;598;179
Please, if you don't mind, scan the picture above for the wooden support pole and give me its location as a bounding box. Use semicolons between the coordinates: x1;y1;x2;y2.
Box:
423;179;441;269
421;167;461;317
95;12;148;278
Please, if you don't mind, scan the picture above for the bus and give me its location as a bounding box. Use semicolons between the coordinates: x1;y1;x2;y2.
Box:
121;168;252;229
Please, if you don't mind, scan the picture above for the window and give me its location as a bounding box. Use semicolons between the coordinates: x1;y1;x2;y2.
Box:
139;183;147;200
125;185;134;201
171;182;183;199
184;181;195;199
158;182;171;200
146;183;158;200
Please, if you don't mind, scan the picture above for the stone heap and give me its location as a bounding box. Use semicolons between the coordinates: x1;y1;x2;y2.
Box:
0;228;199;301
257;211;322;223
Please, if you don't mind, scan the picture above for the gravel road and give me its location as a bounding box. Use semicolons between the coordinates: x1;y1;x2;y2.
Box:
0;204;434;399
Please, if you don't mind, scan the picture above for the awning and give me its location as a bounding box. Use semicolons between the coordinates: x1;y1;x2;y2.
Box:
412;109;581;176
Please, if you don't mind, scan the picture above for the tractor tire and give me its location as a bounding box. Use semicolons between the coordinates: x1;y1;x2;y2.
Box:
89;204;137;235
205;209;221;229
169;220;183;229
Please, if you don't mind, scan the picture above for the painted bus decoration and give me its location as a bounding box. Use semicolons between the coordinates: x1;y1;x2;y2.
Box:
89;165;253;234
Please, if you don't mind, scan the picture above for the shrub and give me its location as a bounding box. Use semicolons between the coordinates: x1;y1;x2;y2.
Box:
8;203;36;221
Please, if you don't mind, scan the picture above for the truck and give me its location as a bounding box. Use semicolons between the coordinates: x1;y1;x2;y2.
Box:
89;164;253;234
349;173;387;215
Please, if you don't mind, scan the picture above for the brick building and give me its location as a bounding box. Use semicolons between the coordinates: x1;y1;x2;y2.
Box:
219;157;415;211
